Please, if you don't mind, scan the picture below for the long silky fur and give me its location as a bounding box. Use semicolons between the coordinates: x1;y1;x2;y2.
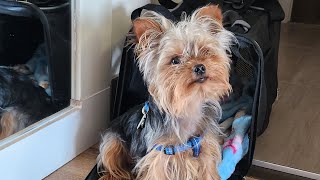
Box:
98;5;235;180
134;133;222;180
98;100;223;179
0;107;31;139
0;67;55;140
133;9;235;119
133;101;223;180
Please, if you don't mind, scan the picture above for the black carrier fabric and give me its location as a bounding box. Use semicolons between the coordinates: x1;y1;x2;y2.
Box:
150;0;285;136
112;0;285;138
223;0;285;136
86;0;284;179
0;0;71;110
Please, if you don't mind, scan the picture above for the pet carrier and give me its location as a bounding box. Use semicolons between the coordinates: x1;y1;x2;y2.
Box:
86;0;284;179
155;0;285;137
0;0;71;110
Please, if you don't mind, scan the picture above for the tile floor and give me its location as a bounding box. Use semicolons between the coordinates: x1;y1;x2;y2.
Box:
44;145;99;180
45;23;320;179
254;23;320;174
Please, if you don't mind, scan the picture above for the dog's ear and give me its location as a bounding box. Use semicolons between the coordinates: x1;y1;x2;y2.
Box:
133;18;163;42
132;11;172;45
195;5;223;26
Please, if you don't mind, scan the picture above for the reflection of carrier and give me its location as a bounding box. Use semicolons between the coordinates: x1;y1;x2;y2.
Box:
0;0;71;110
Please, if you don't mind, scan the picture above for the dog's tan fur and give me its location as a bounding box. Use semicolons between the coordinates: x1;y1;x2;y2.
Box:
99;5;235;180
98;133;132;180
0;111;17;140
135;132;221;180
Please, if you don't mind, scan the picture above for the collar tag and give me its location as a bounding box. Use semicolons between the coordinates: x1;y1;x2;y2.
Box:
137;101;149;129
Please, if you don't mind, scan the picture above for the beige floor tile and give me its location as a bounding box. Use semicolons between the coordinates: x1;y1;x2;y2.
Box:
277;46;306;83
44;146;99;180
256;22;320;175
278;23;320;85
255;84;320;173
291;54;320;87
280;23;320;49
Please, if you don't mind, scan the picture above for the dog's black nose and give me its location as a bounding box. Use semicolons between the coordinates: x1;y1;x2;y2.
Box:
193;64;206;75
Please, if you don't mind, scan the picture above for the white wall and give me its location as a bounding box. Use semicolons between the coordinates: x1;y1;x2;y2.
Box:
0;0;153;179
74;0;151;97
111;0;151;76
75;0;112;99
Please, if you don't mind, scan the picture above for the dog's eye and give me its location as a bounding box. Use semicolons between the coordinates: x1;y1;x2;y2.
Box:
171;57;181;65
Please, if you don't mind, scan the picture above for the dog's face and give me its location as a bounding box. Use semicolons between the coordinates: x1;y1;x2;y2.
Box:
133;5;234;118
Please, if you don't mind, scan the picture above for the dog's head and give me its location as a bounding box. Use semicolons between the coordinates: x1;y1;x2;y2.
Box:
132;5;234;118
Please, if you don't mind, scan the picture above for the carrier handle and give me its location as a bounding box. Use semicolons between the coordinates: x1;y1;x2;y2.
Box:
159;0;257;13
224;0;256;11
158;0;223;10
158;0;178;9
131;4;176;21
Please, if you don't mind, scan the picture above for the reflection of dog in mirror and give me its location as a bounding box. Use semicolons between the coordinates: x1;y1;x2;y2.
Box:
98;5;235;180
12;43;52;96
0;67;55;140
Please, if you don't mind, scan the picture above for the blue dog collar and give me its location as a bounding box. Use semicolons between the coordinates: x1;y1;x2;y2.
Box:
153;136;203;157
142;101;203;157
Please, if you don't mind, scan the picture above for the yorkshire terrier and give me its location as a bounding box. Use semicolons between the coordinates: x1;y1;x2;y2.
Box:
98;5;235;180
0;67;55;140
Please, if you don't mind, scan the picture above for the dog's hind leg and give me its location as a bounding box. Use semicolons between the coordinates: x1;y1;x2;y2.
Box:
0;111;18;140
98;132;132;180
